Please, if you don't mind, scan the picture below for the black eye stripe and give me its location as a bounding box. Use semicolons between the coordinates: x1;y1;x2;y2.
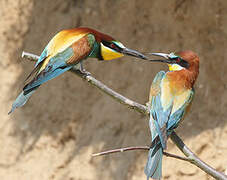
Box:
179;59;189;68
101;41;122;52
102;40;112;47
171;57;180;61
170;57;189;68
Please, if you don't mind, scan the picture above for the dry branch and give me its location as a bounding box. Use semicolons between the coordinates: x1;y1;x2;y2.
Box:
22;51;227;180
92;146;191;162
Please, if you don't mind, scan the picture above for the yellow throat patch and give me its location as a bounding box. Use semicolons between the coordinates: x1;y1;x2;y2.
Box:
168;64;184;71
101;43;124;60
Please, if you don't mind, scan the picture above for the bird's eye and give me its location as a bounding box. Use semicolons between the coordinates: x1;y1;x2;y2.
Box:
173;57;180;63
110;43;116;49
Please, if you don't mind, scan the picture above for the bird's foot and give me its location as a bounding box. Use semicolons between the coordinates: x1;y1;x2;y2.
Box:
77;62;91;77
80;69;91;76
74;69;91;77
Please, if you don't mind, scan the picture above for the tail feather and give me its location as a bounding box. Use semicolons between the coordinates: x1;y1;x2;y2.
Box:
8;86;39;114
8;65;72;115
145;143;163;180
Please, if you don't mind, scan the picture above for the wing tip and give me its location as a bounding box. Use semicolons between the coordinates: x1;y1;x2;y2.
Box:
8;110;13;115
8;107;15;115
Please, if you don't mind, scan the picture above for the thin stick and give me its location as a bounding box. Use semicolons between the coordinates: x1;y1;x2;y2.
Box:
92;146;150;157
22;51;227;180
92;146;191;162
163;151;191;162
22;51;39;61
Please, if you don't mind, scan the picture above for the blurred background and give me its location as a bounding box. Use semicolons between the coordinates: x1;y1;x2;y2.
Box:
0;0;227;179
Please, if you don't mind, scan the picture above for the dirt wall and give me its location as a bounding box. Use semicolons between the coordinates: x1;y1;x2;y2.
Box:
0;0;227;179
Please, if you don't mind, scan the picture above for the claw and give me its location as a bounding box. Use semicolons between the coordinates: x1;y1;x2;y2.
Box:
72;62;91;77
80;69;91;76
73;68;91;77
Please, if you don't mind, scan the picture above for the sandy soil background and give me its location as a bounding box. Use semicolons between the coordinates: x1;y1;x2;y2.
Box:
0;0;227;179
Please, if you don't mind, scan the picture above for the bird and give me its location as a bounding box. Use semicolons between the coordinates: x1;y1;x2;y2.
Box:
144;50;199;179
8;27;148;114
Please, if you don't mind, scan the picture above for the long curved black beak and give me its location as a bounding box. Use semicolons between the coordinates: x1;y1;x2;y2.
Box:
148;52;172;63
121;48;148;60
151;53;169;59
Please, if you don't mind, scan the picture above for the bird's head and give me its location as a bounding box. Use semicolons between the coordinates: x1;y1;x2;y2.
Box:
99;39;147;60
150;50;200;88
82;27;147;61
149;50;199;73
100;39;147;60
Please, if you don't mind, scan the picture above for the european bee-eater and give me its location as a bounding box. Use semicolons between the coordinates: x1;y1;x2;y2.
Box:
145;50;199;179
9;27;147;114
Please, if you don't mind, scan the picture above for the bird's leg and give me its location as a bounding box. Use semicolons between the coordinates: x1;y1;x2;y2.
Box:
79;62;91;76
73;62;91;77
